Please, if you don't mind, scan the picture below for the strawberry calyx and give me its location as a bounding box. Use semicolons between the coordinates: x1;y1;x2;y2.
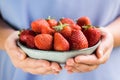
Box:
18;29;23;36
82;25;94;30
53;21;69;31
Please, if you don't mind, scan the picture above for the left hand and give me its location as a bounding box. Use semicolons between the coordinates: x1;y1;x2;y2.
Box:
65;28;114;73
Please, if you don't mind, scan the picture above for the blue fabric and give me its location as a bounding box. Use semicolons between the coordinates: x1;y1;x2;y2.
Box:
0;0;120;80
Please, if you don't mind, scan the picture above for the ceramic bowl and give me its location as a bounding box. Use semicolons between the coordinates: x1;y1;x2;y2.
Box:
17;40;101;63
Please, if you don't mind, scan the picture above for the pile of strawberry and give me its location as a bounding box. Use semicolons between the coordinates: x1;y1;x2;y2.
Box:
19;16;101;51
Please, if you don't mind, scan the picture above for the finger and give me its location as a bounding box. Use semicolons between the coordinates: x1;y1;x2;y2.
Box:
51;62;62;72
69;63;98;73
75;64;98;72
96;28;113;58
27;65;60;75
99;47;112;64
65;58;76;73
17;48;27;60
20;58;51;69
64;65;74;73
66;58;75;66
23;66;51;75
75;46;112;65
64;65;73;71
75;54;100;65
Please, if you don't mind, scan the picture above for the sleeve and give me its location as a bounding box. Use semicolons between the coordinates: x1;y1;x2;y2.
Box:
0;12;19;30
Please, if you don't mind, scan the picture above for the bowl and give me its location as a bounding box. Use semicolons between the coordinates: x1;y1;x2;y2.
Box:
17;40;101;63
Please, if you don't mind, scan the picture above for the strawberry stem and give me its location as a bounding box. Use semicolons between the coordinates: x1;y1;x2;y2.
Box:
46;16;55;20
82;25;92;30
53;21;69;31
47;16;51;20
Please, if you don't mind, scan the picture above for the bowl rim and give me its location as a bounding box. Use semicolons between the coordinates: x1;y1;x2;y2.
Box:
17;40;101;53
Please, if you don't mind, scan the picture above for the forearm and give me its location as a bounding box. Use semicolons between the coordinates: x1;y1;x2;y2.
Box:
0;18;15;50
105;17;120;47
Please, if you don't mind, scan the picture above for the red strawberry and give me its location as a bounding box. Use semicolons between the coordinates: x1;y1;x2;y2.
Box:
60;18;75;26
31;19;54;34
53;22;72;39
69;30;88;50
82;25;101;47
70;24;82;30
19;29;36;36
46;16;58;28
34;34;53;50
60;18;81;30
54;32;69;51
19;30;36;48
77;16;91;27
60;25;72;39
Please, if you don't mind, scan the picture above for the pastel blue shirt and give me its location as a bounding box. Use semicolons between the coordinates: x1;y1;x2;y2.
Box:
0;0;120;80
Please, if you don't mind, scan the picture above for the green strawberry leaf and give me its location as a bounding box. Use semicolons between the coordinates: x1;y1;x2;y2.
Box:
53;21;69;31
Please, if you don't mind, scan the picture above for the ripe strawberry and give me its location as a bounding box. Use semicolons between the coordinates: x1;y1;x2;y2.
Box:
46;16;58;28
60;17;75;26
54;32;69;51
31;19;54;34
70;24;82;30
60;18;81;30
77;16;91;27
53;22;72;39
34;34;53;50
19;30;36;48
69;30;88;50
19;29;36;36
82;25;101;47
60;25;72;39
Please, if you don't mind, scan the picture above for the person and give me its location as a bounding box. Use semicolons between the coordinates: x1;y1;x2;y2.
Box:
0;0;120;80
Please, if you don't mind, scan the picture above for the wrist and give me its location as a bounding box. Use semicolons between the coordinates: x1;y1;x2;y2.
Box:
104;26;119;47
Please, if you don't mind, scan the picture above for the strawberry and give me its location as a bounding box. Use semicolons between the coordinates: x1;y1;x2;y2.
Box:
54;32;69;51
53;22;72;39
60;17;75;26
82;25;101;47
69;30;88;50
31;19;55;34
19;30;36;48
46;16;58;28
34;34;53;50
19;29;36;36
77;16;91;27
70;24;82;30
60;25;72;39
60;18;81;30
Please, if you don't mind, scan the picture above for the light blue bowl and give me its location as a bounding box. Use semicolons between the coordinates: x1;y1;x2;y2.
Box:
17;40;101;63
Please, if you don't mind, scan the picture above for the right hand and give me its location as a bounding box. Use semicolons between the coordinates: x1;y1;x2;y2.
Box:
4;31;62;75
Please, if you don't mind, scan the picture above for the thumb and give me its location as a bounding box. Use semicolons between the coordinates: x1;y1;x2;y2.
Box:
5;31;27;60
17;48;27;60
96;28;105;58
96;44;104;58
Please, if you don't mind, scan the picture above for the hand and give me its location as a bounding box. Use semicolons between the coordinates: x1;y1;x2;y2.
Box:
65;28;114;73
4;31;62;75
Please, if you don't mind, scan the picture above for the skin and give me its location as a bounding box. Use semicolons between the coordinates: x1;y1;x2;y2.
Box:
0;18;62;75
0;17;120;74
65;17;120;73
